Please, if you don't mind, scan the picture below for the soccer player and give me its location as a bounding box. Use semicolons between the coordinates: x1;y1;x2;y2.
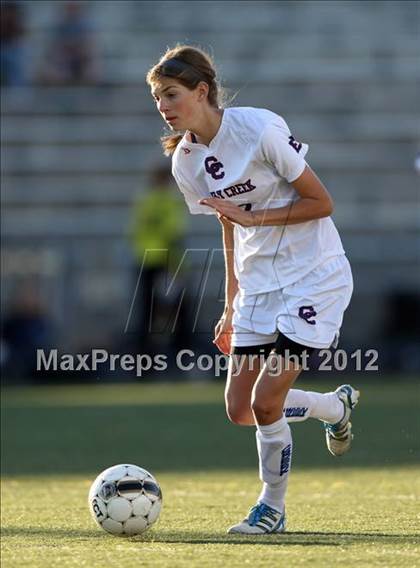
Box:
147;45;359;534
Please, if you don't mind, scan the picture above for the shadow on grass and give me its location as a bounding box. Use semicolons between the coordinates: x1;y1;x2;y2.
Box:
2;527;419;547
2;400;419;475
1;527;103;539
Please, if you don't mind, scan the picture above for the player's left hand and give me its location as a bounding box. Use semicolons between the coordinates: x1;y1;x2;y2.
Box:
199;198;255;227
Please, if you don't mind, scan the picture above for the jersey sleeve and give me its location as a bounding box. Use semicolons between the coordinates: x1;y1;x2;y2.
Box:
172;164;215;216
260;116;309;183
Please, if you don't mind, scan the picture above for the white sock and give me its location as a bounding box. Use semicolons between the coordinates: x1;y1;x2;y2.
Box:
256;416;292;513
284;389;343;424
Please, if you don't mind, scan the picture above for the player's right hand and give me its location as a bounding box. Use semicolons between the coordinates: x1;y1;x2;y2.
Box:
213;311;233;355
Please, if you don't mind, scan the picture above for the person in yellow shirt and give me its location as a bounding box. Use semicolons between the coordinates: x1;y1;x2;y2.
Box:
129;166;188;356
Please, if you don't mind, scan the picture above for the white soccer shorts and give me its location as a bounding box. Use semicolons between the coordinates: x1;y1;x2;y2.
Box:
231;255;353;349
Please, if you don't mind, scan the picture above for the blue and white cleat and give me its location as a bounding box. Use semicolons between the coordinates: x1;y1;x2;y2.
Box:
227;502;286;534
324;384;360;456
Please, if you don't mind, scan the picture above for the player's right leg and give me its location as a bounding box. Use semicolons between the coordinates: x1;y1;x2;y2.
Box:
225;345;272;426
228;344;304;535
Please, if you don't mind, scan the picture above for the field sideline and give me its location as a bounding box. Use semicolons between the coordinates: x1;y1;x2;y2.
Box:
1;378;419;567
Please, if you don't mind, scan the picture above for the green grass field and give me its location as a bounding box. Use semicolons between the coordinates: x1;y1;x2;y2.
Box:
1;377;419;567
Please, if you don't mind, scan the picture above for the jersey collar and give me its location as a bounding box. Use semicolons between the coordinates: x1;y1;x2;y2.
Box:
183;108;228;149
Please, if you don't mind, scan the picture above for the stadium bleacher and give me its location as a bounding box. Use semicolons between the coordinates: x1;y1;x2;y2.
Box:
1;0;419;356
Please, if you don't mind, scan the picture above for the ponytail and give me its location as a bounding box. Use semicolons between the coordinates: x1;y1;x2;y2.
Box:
161;133;184;157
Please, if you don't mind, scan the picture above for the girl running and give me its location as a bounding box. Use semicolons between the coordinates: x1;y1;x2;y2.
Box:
147;45;359;535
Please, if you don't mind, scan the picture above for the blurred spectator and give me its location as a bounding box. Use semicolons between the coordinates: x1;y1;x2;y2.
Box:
37;1;99;85
128;167;191;357
381;290;420;373
414;152;420;175
0;1;26;86
1;281;54;381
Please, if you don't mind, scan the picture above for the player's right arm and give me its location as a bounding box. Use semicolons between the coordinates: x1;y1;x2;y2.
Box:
213;215;238;355
171;158;237;354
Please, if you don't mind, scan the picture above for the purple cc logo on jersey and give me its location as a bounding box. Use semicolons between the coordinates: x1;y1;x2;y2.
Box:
299;306;317;325
205;156;225;180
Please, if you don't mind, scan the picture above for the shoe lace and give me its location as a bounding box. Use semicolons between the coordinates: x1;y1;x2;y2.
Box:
248;503;277;526
325;421;349;439
340;385;356;410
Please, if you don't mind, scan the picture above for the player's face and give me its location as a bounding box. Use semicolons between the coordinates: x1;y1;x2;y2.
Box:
151;78;200;131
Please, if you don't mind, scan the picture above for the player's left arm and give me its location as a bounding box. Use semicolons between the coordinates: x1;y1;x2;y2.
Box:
251;164;334;226
200;165;333;227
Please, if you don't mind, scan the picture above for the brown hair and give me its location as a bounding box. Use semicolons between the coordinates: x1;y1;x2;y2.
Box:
146;44;225;156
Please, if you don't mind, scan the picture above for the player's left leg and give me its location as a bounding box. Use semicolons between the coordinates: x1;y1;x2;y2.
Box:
279;254;358;455
284;386;355;424
226;345;355;427
323;384;360;456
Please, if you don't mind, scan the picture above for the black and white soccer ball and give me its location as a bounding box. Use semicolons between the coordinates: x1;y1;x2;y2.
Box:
88;464;162;536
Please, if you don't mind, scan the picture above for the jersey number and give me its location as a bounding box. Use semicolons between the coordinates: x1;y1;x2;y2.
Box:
238;203;252;211
288;135;302;153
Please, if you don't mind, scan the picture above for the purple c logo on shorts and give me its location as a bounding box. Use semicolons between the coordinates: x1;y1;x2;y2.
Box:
298;306;317;325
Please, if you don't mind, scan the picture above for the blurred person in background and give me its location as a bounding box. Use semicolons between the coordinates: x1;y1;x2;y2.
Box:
128;166;190;359
1;280;54;382
37;0;99;85
0;1;27;86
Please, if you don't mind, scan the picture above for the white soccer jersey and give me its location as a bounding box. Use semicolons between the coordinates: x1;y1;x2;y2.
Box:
172;106;345;294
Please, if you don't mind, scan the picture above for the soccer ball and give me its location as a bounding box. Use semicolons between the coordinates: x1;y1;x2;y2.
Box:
88;463;162;536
